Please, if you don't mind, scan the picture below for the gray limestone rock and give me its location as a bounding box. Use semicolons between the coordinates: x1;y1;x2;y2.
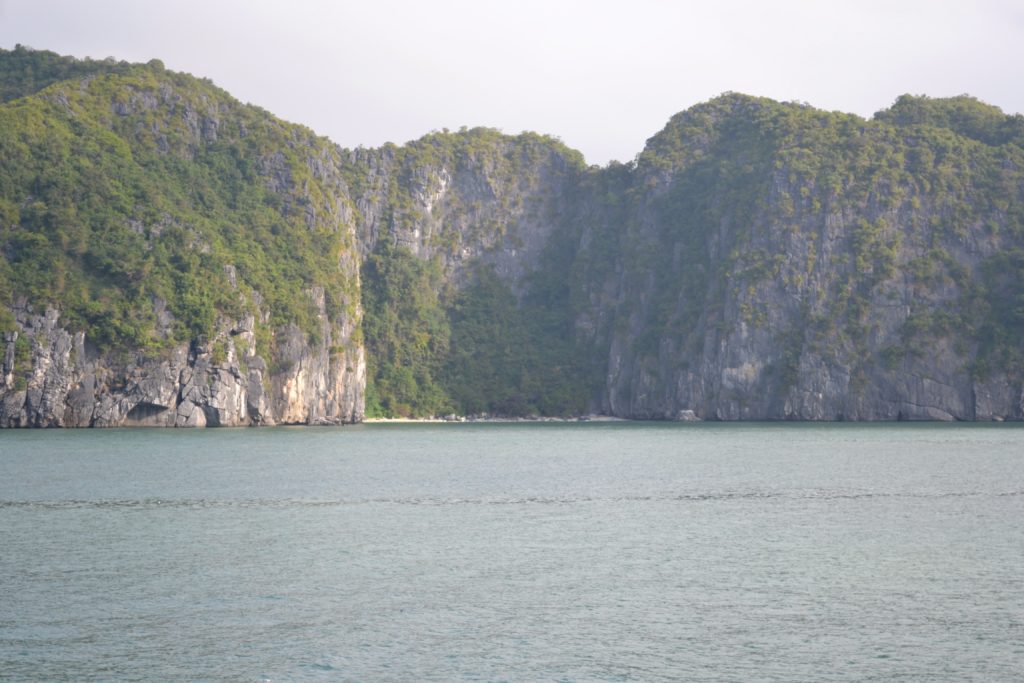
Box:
0;299;365;428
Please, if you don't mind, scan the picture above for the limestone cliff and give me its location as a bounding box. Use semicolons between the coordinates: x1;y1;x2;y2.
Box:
0;48;365;426
2;48;1023;425
573;94;1024;420
343;129;584;292
1;288;363;427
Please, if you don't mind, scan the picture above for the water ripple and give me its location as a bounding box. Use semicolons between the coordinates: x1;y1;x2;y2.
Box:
2;489;1021;510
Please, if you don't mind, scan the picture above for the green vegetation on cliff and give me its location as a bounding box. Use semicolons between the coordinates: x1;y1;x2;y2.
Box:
0;47;357;353
361;242;451;417
443;264;591;417
0;44;134;104
353;118;593;417
581;92;1024;419
874;94;1024;147
361;243;593;418
2;47;1023;423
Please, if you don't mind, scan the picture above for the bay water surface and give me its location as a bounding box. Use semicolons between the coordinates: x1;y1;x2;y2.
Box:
1;422;1022;681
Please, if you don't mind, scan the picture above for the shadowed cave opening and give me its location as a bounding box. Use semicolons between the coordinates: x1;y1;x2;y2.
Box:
125;402;171;423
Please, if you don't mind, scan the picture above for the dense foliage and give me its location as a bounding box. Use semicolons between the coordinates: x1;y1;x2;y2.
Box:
443;265;592;417
0;48;357;353
361;242;452;417
874;94;1024;147
354;120;594;417
610;93;1024;391
3;48;1023;421
0;45;134;103
361;243;593;418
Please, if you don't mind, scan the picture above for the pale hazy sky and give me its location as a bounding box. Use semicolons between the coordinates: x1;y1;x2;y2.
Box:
1;0;1022;165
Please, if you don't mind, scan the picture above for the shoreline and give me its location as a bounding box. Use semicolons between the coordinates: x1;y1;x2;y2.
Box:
362;415;630;424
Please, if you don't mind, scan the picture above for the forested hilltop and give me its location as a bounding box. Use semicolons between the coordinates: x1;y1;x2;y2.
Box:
1;46;1022;426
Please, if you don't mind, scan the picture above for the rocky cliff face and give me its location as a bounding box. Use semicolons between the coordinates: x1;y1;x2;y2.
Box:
574;95;1024;421
343;129;585;292
0;49;366;427
2;49;1023;425
1;290;363;427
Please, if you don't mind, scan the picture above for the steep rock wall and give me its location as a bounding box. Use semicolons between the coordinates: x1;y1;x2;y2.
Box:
581;95;1024;420
0;292;363;427
2;49;1023;424
344;130;585;293
0;55;366;427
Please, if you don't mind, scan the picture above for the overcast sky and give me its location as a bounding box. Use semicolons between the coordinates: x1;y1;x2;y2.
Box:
2;0;1022;165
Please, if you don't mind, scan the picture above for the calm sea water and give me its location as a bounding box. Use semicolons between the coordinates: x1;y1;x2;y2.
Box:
1;422;1022;682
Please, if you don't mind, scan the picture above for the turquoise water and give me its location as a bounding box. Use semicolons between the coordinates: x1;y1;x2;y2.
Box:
1;422;1022;681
